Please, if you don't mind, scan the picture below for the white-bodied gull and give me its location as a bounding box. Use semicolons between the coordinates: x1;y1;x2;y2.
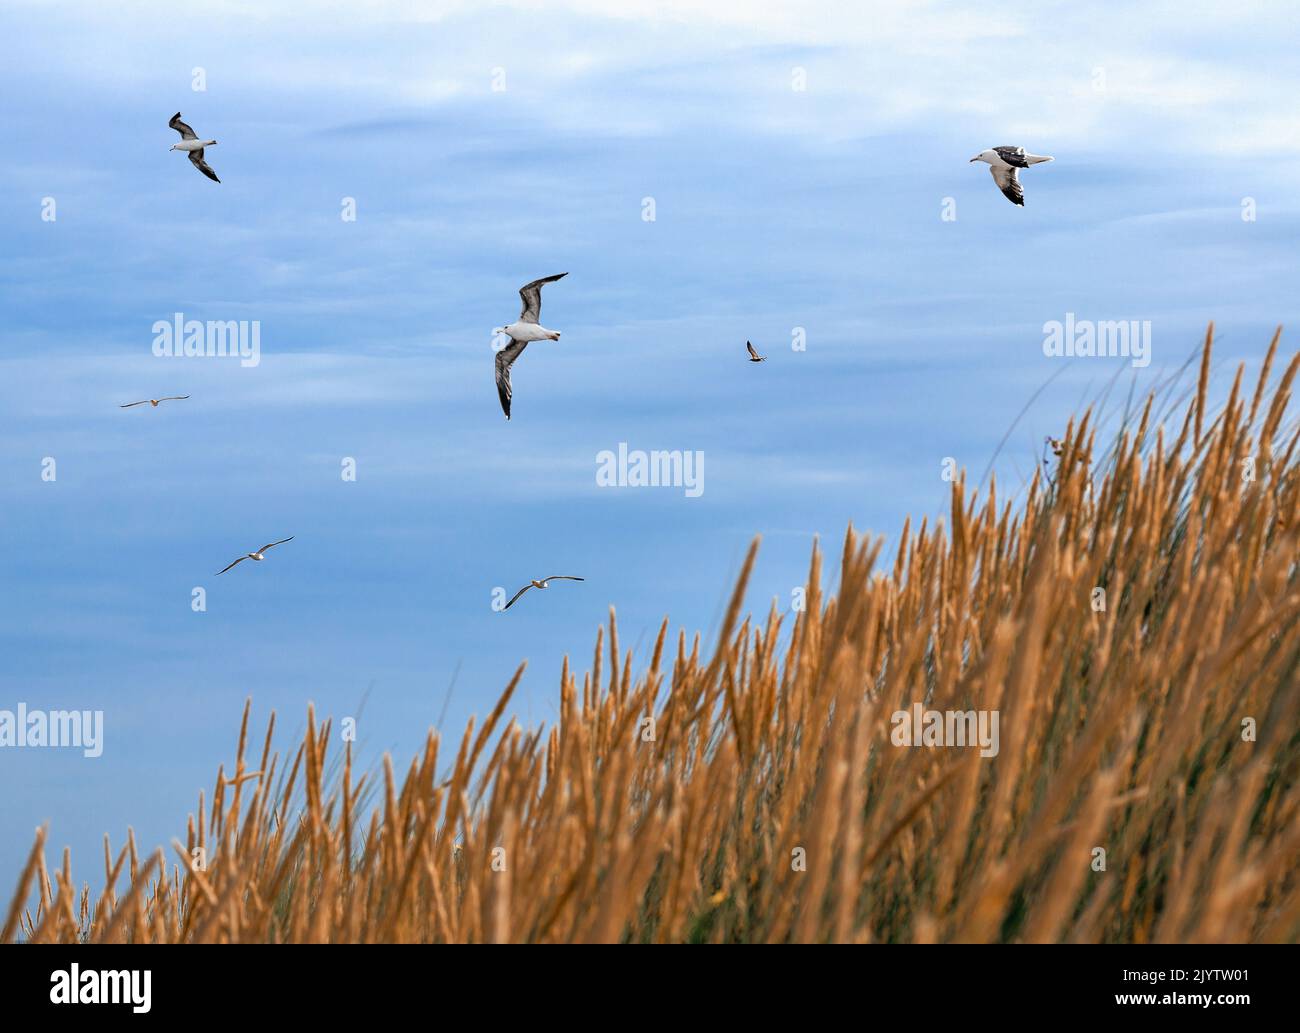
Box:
970;146;1052;206
493;273;567;420
503;575;584;611
216;537;294;575
120;395;190;408
169;113;220;183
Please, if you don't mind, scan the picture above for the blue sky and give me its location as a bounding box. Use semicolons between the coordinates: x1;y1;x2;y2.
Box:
2;0;1298;894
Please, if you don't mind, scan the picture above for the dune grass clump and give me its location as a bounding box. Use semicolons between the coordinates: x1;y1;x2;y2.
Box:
6;327;1299;944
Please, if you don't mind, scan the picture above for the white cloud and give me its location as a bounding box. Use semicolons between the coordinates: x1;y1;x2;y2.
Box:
7;1;1299;156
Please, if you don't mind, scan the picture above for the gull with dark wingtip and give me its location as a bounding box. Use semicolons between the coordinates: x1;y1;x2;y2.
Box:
745;341;766;362
216;537;294;575
494;272;567;420
169;112;220;183
503;575;584;611
969;146;1053;206
120;395;189;408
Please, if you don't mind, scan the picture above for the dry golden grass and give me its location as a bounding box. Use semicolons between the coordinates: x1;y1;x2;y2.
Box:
6;327;1299;944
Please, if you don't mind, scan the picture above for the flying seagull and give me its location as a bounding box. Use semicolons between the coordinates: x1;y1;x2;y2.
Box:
215;537;294;575
493;272;567;420
746;341;766;362
503;575;584;611
120;395;190;408
169;112;220;183
970;146;1053;206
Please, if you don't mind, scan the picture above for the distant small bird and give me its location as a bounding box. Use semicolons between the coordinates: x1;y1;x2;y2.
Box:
503;575;584;611
970;146;1053;206
216;537;294;575
745;341;766;362
494;273;567;420
120;395;189;408
169;112;220;183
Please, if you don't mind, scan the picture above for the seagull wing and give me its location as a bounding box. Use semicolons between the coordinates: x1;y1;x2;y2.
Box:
169;112;198;140
188;149;220;183
258;536;294;553
991;165;1024;206
540;576;585;585
119;400;150;408
746;341;761;360
992;145;1030;168
216;556;247;575
503;584;534;610
158;395;190;403
495;338;529;420
517;272;567;324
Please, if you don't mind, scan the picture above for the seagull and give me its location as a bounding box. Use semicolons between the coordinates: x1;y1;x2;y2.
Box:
120;395;190;408
969;146;1053;206
493;273;567;420
503;575;584;611
746;341;766;362
169;112;220;183
215;537;294;575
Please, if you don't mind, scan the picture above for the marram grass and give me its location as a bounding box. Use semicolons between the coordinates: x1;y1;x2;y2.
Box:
6;327;1299;944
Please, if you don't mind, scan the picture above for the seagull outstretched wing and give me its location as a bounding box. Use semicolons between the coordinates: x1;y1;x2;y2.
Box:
517;273;567;324
746;341;764;360
495;338;529;420
503;584;534;610
541;576;585;585
991;165;1024;206
216;556;247;575
169;112;198;140
120;400;150;408
188;149;220;183
258;537;294;554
